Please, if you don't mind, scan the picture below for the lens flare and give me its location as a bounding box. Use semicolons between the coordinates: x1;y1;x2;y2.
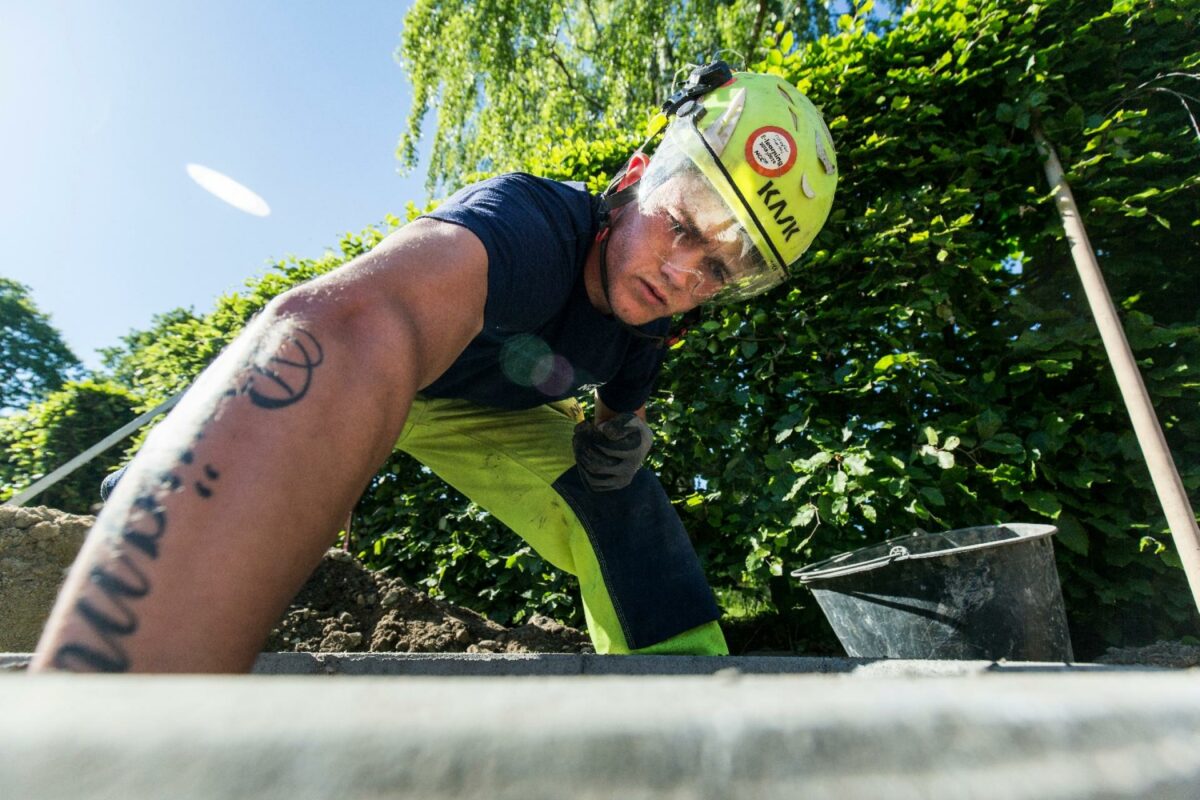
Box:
185;164;270;217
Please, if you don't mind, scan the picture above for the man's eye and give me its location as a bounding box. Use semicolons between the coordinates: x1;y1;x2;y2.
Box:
707;260;730;285
668;213;704;241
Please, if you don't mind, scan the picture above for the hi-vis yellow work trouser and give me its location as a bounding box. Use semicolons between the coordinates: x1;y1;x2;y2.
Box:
395;395;728;655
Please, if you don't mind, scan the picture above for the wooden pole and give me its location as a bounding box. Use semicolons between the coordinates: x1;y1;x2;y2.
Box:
1033;125;1200;614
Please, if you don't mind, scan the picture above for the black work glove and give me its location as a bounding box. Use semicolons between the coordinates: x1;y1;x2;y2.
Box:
572;413;653;492
100;464;129;502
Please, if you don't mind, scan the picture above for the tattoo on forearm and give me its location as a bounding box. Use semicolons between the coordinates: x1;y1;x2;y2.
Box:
52;496;165;672
195;464;220;498
52;329;324;671
52;553;150;672
120;493;169;559
244;329;324;409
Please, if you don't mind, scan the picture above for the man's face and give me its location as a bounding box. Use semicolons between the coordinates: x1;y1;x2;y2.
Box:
602;174;759;325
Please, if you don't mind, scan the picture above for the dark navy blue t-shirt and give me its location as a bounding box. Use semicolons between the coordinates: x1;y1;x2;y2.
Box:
420;173;669;412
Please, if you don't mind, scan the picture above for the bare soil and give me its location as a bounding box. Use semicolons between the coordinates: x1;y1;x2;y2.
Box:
264;548;593;654
1095;640;1200;669
0;505;93;651
0;505;590;655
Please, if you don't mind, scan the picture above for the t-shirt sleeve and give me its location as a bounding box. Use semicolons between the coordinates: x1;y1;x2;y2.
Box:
423;175;591;332
597;319;671;413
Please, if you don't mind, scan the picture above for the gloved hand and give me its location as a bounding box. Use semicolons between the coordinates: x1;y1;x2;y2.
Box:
572;413;653;492
100;464;129;502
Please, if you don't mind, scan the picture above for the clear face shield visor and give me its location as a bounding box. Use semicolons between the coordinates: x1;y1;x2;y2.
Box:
636;125;786;304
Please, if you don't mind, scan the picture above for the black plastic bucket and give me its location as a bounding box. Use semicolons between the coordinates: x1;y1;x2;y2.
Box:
791;523;1074;661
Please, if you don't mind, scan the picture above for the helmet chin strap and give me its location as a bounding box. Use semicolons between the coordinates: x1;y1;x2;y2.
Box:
597;229;617;315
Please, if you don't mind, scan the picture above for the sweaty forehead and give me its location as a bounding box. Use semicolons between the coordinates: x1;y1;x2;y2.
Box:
642;174;740;239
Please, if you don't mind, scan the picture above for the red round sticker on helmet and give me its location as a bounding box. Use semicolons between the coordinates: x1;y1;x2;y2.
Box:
745;126;797;178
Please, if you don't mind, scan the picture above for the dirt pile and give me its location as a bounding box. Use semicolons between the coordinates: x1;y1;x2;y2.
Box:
0;505;93;652
266;549;592;654
0;505;591;655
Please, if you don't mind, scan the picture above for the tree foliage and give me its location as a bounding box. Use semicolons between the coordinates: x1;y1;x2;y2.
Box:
72;0;1198;654
98;307;205;391
0;278;82;411
0;380;139;514
397;0;836;190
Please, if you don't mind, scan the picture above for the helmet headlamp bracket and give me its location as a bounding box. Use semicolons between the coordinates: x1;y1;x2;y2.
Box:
660;61;733;118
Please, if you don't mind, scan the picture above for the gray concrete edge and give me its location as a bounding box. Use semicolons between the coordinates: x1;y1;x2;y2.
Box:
4;671;1200;800
2;651;1169;675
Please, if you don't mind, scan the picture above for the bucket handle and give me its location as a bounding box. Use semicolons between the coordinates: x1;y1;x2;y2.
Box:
792;544;911;581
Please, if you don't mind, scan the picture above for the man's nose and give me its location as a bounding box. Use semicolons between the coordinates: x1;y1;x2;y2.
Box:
659;253;704;294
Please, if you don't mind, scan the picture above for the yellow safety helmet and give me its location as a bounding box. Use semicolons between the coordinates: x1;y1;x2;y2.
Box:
636;62;838;302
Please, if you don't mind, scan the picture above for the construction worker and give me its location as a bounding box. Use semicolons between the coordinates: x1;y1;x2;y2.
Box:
32;62;837;672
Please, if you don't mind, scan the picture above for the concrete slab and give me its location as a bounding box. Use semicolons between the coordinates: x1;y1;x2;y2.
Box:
3;651;1160;676
248;651;1158;677
2;670;1198;799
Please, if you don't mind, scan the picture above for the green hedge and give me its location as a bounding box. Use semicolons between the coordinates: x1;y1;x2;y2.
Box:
649;0;1200;654
0;380;140;514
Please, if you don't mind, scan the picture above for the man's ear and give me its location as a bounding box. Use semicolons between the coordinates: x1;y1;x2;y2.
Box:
615;152;650;191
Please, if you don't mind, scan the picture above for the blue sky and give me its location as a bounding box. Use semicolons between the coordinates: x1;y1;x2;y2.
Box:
1;0;427;371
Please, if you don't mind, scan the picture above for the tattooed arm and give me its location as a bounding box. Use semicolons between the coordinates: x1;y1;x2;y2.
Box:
31;218;486;672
